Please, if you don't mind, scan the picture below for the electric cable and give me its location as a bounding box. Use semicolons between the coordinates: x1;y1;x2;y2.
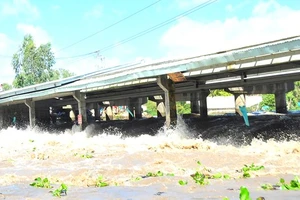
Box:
56;0;217;60
57;0;162;52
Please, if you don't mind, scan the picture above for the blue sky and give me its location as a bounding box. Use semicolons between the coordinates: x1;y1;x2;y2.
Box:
1;0;300;84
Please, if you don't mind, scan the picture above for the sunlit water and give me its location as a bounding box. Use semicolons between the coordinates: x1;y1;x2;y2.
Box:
0;116;300;200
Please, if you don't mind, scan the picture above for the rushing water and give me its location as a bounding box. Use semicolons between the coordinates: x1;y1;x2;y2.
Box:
0;115;300;200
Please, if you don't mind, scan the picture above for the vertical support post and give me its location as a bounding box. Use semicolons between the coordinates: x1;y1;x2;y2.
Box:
275;92;287;113
128;99;134;120
94;103;100;121
156;102;164;118
0;107;3;129
157;75;177;128
199;90;209;118
73;90;87;131
25;99;36;128
234;94;246;116
190;92;200;114
105;106;113;121
129;98;142;119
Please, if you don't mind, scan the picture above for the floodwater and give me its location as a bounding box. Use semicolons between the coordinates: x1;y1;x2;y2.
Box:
0;115;300;200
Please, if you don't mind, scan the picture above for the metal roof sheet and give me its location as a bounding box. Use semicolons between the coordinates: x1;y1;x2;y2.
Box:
1;35;300;105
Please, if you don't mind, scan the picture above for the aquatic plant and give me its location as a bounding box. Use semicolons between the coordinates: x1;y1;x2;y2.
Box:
146;171;174;177
191;171;209;185
261;176;300;190
241;163;264;178
52;183;68;197
95;175;109;187
30;177;52;188
178;180;188;185
240;186;251;200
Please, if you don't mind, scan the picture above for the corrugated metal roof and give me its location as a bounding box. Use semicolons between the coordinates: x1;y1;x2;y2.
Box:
1;36;300;105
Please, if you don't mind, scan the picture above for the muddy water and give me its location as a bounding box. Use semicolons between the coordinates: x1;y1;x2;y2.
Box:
0;116;300;200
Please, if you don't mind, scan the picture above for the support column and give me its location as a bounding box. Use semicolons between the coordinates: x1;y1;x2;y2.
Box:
157;75;177;128
94;103;100;121
234;94;246;116
25;99;36;128
0;107;3;129
129;97;143;119
157;102;164;118
73;91;87;131
105;106;113;121
190;92;200;114
275;92;287;113
128;100;134;120
199;90;209;118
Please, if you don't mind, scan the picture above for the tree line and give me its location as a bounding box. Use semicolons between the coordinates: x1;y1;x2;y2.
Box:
2;35;74;91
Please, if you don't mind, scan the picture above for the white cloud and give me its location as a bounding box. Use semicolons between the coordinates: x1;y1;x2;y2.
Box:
85;4;103;19
16;24;51;46
160;0;300;58
0;0;39;18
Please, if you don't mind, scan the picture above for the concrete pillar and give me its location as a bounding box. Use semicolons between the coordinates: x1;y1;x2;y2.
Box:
128;100;134;120
234;94;246;116
0;107;3;129
191;92;200;114
94;103;100;121
25;99;36;128
157;76;177;128
73;91;87;131
199;90;209;118
275;92;287;113
157;102;164;118
129;98;142;119
105;106;113;121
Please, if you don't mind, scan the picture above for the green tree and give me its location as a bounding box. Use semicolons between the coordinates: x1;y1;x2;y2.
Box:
286;81;300;110
209;89;232;97
144;100;157;116
12;35;56;88
259;94;275;111
52;68;76;80
176;101;191;114
1;83;13;91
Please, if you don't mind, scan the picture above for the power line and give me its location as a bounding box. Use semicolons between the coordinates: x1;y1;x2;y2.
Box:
56;0;217;60
57;0;162;52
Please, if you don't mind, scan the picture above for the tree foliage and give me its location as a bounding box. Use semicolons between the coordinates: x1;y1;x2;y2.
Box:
259;94;275;111
12;35;56;88
1;83;13;91
209;89;232;97
145;100;157;116
176;101;191;114
286;81;300;110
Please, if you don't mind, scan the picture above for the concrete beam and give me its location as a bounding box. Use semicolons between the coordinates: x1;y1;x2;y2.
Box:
157;75;177;128
73;91;87;131
25;99;36;128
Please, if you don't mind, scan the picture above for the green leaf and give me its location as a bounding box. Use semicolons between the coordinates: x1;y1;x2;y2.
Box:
240;186;251;200
178;180;188;185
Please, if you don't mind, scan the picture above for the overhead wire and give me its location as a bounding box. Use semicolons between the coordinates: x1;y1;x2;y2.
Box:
57;0;162;52
56;0;217;60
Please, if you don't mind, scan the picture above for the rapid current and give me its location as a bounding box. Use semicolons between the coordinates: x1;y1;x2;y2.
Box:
0;115;300;200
